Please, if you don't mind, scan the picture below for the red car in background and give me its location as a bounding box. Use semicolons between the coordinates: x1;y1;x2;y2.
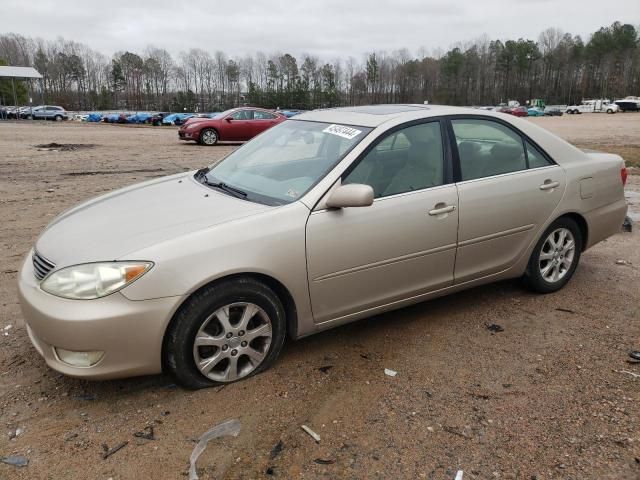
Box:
509;106;529;117
178;107;286;145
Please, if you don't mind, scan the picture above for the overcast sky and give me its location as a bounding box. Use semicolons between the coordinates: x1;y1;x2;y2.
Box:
3;0;639;59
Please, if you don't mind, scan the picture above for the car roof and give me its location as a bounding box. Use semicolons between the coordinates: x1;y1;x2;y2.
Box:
294;104;488;127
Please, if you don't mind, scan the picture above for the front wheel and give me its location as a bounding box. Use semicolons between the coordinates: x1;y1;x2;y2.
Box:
524;217;582;293
164;278;286;389
199;128;218;146
54;115;63;121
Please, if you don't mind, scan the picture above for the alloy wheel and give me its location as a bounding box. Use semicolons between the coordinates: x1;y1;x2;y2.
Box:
201;130;217;145
193;302;272;382
538;227;576;283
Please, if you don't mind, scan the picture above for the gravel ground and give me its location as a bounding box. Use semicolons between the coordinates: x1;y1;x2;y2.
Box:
0;115;639;479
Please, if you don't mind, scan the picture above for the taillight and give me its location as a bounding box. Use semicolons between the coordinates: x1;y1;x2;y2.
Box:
621;166;628;186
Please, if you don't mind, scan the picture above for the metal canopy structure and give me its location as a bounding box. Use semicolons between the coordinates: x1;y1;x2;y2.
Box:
0;66;43;79
0;66;44;119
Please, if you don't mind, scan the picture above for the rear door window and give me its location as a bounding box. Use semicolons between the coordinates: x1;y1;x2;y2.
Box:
254;110;276;120
452;119;526;181
525;141;552;168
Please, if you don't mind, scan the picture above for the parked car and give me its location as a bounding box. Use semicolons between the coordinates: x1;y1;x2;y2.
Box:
544;106;564;117
18;105;628;388
29;105;69;121
150;112;169;126
527;107;545;117
509;106;529;117
162;113;194;125
178;107;287;145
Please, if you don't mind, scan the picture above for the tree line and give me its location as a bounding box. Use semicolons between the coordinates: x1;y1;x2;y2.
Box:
0;21;638;112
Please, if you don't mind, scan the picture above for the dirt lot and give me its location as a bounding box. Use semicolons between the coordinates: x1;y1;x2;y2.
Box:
1;114;639;480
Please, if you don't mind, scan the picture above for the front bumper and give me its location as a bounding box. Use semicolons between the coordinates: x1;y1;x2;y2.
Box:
17;253;184;380
178;130;196;140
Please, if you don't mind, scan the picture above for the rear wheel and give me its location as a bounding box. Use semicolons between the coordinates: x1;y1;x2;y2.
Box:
54;115;63;121
199;128;218;146
164;278;286;389
524;217;582;293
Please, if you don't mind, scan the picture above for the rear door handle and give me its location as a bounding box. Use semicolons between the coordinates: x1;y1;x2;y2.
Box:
539;180;559;190
428;204;456;216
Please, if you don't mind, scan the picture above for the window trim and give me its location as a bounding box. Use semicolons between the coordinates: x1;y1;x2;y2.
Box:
340;117;453;198
444;114;556;183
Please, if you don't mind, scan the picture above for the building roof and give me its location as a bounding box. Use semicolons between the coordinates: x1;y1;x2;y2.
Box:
0;66;43;79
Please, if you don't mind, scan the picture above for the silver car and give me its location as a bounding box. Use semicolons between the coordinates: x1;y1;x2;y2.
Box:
30;105;68;121
18;105;628;388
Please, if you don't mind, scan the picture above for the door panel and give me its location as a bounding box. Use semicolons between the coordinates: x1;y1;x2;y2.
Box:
455;165;565;282
306;185;459;323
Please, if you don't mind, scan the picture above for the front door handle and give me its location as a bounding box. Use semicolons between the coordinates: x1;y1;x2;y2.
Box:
428;204;456;216
539;180;560;190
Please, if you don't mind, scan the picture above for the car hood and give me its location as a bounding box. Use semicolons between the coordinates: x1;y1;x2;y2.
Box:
36;172;271;266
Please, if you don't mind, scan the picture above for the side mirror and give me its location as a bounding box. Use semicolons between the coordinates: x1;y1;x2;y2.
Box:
326;184;374;209
225;117;233;122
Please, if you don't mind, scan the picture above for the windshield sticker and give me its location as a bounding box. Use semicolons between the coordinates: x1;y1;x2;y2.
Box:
322;124;362;140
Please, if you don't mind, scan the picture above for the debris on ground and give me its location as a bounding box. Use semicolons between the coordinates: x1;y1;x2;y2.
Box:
318;365;333;374
622;215;633;232
555;308;576;314
615;259;631;265
62;167;164;177
188;418;241;480
630;351;640;361
9;426;24;439
455;471;464;480
270;440;284;460
1;455;28;467
76;393;96;401
617;370;640;379
101;441;128;459
486;323;504;333
35;143;97;151
314;458;335;465
133;426;155;440
301;425;321;443
384;368;398;377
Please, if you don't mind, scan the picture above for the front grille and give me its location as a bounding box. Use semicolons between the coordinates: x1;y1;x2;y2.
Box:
32;251;56;281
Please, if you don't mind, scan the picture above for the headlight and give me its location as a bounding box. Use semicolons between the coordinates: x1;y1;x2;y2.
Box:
40;261;153;300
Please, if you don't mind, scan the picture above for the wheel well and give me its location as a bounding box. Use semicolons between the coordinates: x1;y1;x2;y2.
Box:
559;213;588;250
200;127;219;139
161;273;298;371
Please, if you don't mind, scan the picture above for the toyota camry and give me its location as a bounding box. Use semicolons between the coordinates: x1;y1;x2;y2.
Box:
19;105;628;389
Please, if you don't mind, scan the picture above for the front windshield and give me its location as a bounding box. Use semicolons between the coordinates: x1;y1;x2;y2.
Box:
203;120;372;205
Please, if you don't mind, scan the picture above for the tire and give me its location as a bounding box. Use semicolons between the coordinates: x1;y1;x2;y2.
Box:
199;128;218;146
54;115;63;121
164;277;287;389
524;217;582;294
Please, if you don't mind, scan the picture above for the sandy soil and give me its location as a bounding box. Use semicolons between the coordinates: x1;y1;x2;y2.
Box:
0;115;639;480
